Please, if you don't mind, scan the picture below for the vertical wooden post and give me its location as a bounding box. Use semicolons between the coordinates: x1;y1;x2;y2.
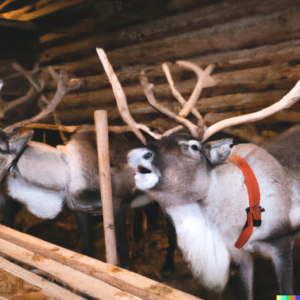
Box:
94;110;118;266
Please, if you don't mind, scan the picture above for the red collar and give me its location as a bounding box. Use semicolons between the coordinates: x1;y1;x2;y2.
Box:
228;153;265;249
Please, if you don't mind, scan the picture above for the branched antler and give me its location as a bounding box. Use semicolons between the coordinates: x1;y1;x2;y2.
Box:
161;61;215;135
97;48;300;143
4;67;81;133
0;63;39;118
12;62;49;105
162;62;203;120
97;48;149;144
12;62;40;91
202;80;300;141
1;86;35;116
139;71;201;138
176;61;214;118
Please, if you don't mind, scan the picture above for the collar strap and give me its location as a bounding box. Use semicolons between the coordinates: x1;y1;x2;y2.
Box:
8;145;28;177
228;153;265;249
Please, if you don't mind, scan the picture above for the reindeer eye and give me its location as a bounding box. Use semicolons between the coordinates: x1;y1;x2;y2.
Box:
143;152;152;159
191;144;198;151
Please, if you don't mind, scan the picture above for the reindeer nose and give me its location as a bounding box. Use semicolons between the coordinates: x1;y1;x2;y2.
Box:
143;152;152;160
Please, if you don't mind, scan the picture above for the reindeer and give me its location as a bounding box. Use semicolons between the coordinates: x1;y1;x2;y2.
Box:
0;125;144;268
0;63;153;270
97;48;300;299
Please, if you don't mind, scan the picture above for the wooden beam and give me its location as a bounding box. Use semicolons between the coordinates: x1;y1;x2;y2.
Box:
46;62;299;113
0;256;85;300
0;5;32;19
37;39;300;97
39;0;300;64
41;89;300;134
0;224;202;300
0;0;14;11
43;7;300;74
40;0;284;44
0;237;141;300
0;0;86;21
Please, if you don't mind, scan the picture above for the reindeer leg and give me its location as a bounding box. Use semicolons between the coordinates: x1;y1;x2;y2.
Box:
269;235;295;295
1;195;22;228
144;201;159;229
114;200;130;270
133;202;159;242
133;207;144;242
74;211;95;257
234;252;254;300
161;213;176;275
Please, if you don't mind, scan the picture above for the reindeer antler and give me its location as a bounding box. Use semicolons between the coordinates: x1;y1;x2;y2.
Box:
139;71;200;138
3;67;81;133
138;59;215;139
0;63;39;119
97;48;300;143
202;80;300;141
97;48;154;144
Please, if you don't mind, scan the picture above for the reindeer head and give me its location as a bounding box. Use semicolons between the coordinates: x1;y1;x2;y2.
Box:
128;133;233;207
0;129;33;180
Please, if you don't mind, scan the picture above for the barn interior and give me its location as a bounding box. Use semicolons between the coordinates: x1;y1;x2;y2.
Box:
1;0;300;299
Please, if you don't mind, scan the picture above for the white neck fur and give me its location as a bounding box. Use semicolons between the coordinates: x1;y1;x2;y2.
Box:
165;202;230;292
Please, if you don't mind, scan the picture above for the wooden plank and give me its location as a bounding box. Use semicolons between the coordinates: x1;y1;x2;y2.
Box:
0;225;203;300
0;237;140;300
0;256;84;300
0;267;55;300
0;267;56;300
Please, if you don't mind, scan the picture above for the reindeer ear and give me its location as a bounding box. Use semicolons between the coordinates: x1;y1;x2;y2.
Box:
8;130;34;154
203;138;233;166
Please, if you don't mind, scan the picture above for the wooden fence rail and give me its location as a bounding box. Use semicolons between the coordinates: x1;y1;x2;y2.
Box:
0;224;203;300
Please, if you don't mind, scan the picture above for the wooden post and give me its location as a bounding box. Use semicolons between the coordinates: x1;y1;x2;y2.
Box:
94;110;118;266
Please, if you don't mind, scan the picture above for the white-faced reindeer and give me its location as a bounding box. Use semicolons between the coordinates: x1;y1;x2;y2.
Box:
0;126;140;268
97;49;300;299
0;64;148;269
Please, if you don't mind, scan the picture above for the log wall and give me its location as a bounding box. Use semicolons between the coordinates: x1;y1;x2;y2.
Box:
2;0;300;142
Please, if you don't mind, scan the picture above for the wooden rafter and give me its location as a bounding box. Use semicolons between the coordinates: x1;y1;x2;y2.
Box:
0;0;85;21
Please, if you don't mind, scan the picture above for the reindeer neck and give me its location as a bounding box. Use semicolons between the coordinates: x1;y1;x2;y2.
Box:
14;141;68;191
165;202;230;292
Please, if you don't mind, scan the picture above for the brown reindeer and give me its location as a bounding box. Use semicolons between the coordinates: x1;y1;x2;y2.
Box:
97;48;300;299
